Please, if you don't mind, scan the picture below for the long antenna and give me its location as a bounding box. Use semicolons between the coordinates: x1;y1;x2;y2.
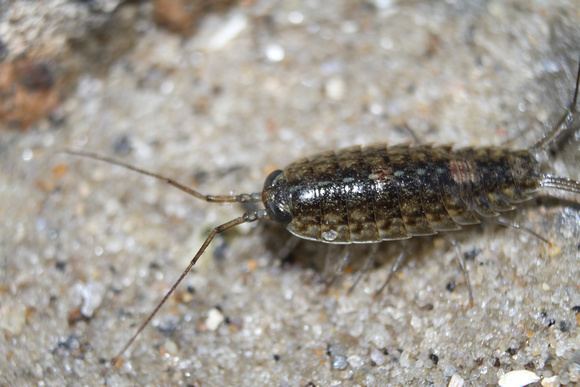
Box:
531;59;580;150
60;149;267;364
111;212;264;366
61;149;261;203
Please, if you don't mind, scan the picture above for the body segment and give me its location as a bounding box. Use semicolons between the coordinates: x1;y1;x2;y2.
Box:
268;144;541;243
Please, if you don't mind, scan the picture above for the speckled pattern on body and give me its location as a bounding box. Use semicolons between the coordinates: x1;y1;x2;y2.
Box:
269;145;541;243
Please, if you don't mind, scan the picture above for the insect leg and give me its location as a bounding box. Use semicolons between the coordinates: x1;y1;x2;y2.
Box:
494;216;552;245
347;244;377;295
62;149;262;203
324;246;351;290
446;236;474;307
274;235;301;266
111;211;264;366
322;245;335;280
373;248;407;299
401;123;420;145
531;60;580;151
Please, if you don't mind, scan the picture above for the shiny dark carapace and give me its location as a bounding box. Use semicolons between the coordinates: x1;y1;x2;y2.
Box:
262;144;542;244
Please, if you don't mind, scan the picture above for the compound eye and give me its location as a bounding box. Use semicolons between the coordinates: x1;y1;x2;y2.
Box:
266;198;292;224
263;170;292;224
264;169;284;190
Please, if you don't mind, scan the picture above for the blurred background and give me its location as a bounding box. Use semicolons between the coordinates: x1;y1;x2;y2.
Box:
1;1;578;385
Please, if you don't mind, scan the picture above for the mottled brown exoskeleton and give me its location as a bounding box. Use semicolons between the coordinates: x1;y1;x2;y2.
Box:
64;62;580;365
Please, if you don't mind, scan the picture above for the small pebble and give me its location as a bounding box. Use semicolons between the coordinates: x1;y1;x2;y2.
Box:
540;375;560;387
22;149;34;161
163;339;178;355
447;373;464;387
265;43;285;62
205;13;248;51
370;348;386;366
287;11;304;24
73;282;105;318
324;77;346;101
542;283;551;291
206;307;224;331
0;302;26;335
331;354;348;370
498;370;540;387
347;355;364;369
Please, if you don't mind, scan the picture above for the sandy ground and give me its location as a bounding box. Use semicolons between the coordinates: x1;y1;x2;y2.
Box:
1;1;579;386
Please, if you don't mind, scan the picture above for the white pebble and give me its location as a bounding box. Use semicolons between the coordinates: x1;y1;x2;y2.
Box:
347;355;364;369
73;282;105;318
288;11;304;24
205;13;248;51
21;149;34;161
164;339;178;355
540;375;560;387
498;370;540;387
373;0;394;9
206;308;224;331
447;373;464;387
325;77;346;101
265;43;285;62
370;348;386;366
331;355;348;370
542;283;551;291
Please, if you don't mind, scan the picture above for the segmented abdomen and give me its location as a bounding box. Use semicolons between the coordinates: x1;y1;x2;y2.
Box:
283;144;540;243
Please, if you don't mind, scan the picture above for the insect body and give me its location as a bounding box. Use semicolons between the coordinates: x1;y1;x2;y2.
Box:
64;62;580;365
264;145;541;244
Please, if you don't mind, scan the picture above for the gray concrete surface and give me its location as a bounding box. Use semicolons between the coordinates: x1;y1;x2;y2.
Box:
1;1;579;385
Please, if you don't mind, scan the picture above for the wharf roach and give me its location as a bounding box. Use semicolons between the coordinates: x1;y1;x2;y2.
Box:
64;62;580;365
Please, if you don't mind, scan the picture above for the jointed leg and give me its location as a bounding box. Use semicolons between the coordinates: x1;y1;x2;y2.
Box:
495;216;552;245
401;123;420;145
373;249;407;299
347;244;377;295
275;236;301;265
324;246;351;290
445;236;474;307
